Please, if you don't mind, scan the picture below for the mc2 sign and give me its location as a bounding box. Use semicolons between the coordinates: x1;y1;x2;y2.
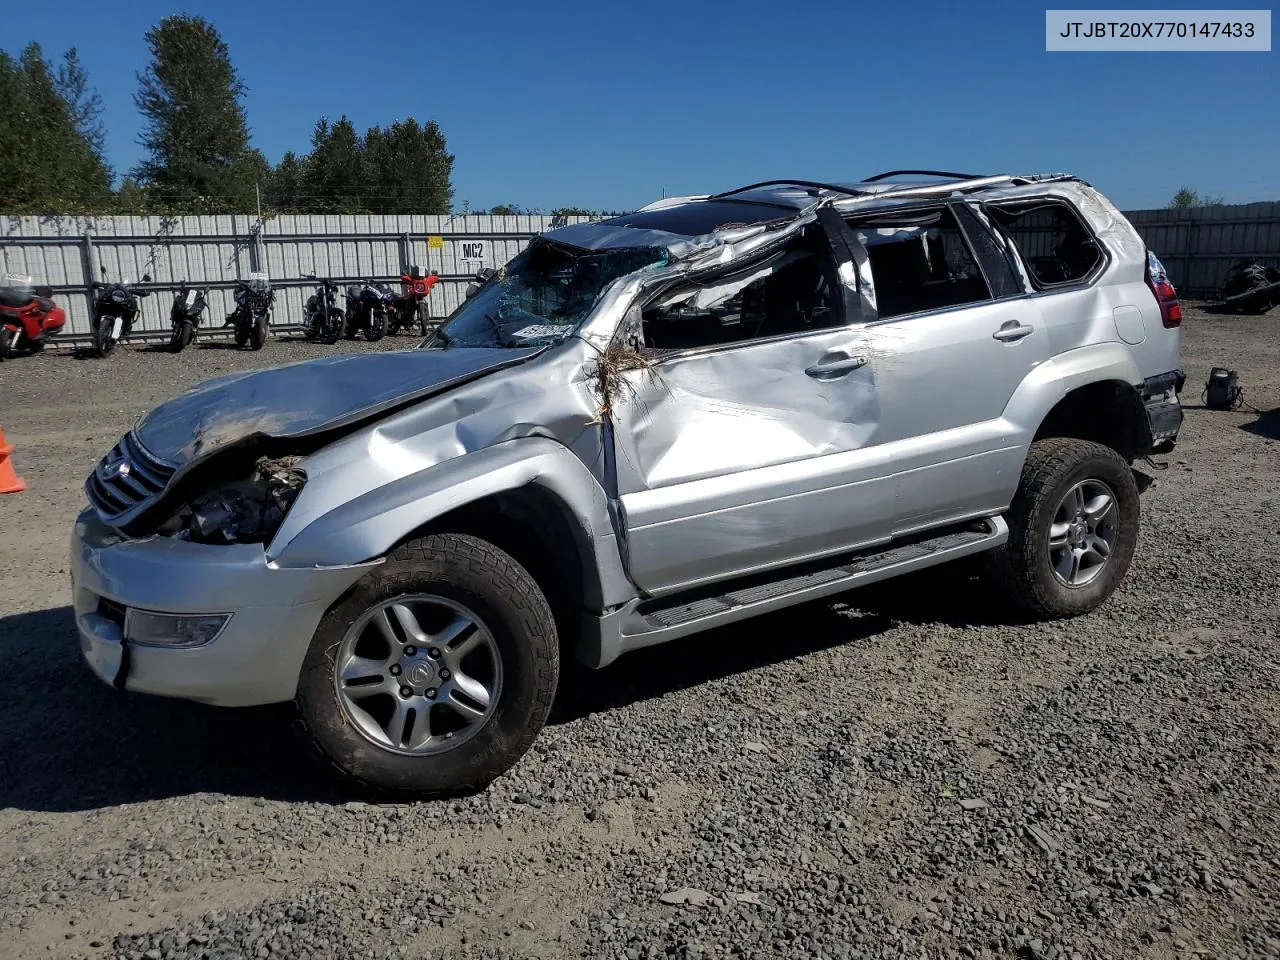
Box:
459;240;488;266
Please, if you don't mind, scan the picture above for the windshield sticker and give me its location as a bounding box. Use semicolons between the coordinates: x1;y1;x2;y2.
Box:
511;324;572;341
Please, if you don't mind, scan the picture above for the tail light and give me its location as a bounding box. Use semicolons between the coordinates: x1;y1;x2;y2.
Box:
1145;251;1181;328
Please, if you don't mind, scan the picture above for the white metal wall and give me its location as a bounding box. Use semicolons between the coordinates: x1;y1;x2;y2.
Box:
0;213;589;338
4;202;1277;337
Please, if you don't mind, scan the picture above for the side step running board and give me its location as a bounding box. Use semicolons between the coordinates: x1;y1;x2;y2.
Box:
580;517;1007;667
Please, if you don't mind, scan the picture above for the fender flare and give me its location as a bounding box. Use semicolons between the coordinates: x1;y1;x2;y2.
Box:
271;436;636;612
1003;341;1145;438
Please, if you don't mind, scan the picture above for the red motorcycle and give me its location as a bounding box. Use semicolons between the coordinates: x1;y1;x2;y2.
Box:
388;267;440;336
0;274;66;361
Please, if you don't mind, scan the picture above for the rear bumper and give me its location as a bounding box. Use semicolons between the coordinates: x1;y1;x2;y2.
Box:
1144;370;1184;453
70;508;375;706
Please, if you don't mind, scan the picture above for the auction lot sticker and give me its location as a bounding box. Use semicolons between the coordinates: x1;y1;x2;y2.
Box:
1046;9;1271;50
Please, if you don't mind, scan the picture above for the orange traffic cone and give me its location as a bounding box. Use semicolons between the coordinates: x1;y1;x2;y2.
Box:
0;427;26;494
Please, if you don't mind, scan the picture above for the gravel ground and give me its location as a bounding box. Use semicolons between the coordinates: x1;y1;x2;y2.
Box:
0;310;1277;960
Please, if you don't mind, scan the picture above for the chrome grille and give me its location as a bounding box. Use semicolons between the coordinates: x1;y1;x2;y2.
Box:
86;431;176;521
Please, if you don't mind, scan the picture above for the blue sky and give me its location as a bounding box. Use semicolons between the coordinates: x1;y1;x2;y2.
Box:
5;0;1276;211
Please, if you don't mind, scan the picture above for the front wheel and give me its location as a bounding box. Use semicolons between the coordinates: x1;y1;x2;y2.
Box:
169;322;193;353
294;534;559;797
321;309;344;345
0;327;13;360
249;313;267;350
93;315;116;357
366;309;387;342
990;438;1139;618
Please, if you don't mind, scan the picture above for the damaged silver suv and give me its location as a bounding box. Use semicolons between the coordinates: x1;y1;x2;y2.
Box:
73;171;1185;796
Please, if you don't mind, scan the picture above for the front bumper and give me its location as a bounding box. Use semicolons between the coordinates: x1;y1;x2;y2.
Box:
1143;370;1184;454
70;509;375;706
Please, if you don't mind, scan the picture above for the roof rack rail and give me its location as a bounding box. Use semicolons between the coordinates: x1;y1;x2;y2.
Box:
711;179;867;200
863;170;989;182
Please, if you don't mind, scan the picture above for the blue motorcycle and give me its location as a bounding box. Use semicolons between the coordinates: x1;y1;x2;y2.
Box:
343;280;393;341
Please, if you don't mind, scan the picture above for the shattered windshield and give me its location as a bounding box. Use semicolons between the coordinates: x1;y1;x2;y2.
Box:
428;240;666;349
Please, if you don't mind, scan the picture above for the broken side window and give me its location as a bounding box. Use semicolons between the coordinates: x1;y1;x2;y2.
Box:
985;200;1103;288
640;227;841;351
845;206;992;319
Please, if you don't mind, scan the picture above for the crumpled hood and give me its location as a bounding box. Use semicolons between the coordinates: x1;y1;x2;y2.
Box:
134;347;541;466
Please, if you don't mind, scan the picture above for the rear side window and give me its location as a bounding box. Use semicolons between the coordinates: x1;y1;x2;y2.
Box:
844;206;992;320
986;200;1103;287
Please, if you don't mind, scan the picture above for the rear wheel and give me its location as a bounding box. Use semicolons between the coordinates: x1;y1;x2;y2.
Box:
294;534;559;797
990;438;1139;618
93;315;115;357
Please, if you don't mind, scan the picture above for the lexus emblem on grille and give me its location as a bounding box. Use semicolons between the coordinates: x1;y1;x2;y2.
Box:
101;458;131;482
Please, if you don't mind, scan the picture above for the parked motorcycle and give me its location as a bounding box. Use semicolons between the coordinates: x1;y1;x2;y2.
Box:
91;268;152;357
0;273;66;361
301;274;344;345
343;279;392;341
167;281;210;353
226;272;274;350
388;267;440;336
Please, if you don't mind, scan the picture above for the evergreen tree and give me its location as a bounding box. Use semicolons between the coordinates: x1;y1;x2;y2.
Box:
301;116;364;212
262;150;304;213
0;43;112;211
132;15;261;212
360;118;453;215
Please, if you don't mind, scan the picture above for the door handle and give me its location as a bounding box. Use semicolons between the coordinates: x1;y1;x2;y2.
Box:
993;321;1035;342
805;355;868;378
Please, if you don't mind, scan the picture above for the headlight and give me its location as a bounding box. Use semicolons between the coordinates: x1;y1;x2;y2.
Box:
125;610;230;648
182;456;305;545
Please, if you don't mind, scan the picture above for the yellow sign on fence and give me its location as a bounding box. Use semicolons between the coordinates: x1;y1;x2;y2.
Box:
427;235;444;249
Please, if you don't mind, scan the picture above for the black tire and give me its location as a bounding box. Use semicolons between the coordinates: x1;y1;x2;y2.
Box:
234;324;249;348
295;533;559;797
321;310;344;345
990;438;1139;618
169;322;193;353
249;313;267;350
0;327;13;360
366;309;387;342
93;315;115;357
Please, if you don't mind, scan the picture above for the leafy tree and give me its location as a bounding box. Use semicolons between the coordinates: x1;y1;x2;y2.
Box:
132;15;262;212
488;204;523;216
551;206;598;217
0;43;112;212
1168;187;1225;209
113;176;148;213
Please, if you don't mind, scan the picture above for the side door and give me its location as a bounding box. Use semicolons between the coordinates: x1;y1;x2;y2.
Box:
607;221;889;596
848;201;1050;532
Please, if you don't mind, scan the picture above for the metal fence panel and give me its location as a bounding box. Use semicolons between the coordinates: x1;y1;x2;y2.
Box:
0;213;595;338
1125;200;1280;297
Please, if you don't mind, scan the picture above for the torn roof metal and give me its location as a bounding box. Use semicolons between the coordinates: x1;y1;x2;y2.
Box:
543;172;1084;262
